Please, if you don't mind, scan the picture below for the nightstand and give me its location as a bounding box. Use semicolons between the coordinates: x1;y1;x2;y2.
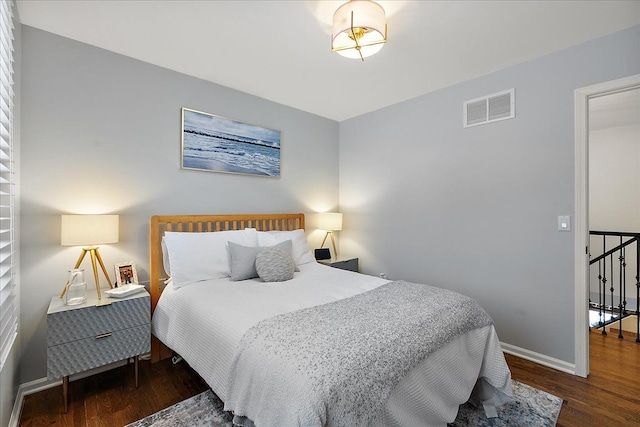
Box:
47;288;150;412
321;258;359;272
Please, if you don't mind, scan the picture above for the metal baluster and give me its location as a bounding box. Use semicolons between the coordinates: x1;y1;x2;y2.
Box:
618;238;625;339
587;248;599;332
636;239;640;342
610;251;615;335
598;259;603;328
602;237;608;335
622;244;627;317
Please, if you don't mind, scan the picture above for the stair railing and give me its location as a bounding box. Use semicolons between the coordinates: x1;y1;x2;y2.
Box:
589;231;639;342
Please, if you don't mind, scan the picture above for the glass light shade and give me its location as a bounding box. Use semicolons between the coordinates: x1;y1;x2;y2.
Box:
332;0;387;59
317;213;343;231
61;215;119;246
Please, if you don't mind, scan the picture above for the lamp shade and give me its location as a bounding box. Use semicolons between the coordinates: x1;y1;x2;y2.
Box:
61;215;119;246
332;0;387;60
317;213;343;231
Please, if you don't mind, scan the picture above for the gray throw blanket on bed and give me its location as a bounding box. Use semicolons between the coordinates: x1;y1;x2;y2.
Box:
225;281;494;427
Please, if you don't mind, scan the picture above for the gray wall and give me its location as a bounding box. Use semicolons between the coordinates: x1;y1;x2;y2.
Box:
0;4;21;426
15;18;640;388
338;25;640;364
19;26;339;383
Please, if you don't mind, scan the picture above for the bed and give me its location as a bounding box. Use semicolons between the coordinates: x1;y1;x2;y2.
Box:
150;213;512;427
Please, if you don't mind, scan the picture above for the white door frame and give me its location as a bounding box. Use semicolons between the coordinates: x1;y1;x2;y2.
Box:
574;74;640;378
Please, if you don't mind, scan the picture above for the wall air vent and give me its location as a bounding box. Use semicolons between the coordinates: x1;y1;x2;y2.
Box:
464;88;515;128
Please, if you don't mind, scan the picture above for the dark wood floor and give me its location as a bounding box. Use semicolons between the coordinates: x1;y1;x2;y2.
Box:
507;329;640;427
19;358;210;427
19;330;640;427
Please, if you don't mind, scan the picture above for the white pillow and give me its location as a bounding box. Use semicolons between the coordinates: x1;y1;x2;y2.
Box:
161;237;171;276
163;228;258;289
257;229;315;265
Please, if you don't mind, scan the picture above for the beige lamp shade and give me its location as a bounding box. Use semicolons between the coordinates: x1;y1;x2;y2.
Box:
61;215;119;246
317;213;343;231
332;0;387;60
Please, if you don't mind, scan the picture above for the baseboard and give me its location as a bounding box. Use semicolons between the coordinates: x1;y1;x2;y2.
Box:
8;377;54;427
8;359;132;427
501;342;576;375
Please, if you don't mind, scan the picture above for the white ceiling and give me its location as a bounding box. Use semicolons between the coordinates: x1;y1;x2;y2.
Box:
15;0;640;122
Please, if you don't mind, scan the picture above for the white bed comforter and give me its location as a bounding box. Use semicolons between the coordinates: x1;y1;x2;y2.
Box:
152;262;512;427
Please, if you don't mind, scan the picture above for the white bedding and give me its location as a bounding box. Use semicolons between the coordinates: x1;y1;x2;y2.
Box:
152;262;512;426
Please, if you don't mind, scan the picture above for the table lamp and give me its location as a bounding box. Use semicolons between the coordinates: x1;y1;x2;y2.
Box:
318;213;343;259
60;214;119;300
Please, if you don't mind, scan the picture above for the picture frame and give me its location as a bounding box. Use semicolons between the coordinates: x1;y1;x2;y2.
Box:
181;107;281;177
114;262;139;287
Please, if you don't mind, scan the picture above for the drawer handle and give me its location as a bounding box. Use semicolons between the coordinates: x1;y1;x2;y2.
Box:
96;333;112;339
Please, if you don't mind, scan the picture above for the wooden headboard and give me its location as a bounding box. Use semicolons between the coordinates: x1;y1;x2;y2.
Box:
149;213;306;362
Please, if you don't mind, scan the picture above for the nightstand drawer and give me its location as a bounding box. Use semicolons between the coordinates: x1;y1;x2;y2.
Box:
47;295;149;346
47;289;151;410
47;323;150;379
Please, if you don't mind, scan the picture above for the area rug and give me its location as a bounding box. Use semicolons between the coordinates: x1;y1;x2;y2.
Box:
449;380;563;426
126;380;562;427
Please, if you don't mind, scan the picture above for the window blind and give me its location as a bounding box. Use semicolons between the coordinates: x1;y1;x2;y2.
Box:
0;0;15;371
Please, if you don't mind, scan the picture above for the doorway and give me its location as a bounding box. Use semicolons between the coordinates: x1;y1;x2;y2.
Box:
574;74;640;378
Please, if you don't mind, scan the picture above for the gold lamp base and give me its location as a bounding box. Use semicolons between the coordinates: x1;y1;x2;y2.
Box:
320;231;338;260
60;246;113;300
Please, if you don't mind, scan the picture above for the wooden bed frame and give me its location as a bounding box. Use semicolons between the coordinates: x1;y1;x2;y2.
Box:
149;213;306;362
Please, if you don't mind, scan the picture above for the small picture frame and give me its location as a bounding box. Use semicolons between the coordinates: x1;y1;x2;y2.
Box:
114;262;139;287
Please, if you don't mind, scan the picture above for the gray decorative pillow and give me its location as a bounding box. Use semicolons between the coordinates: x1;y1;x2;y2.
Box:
228;242;261;281
229;240;298;281
255;248;295;282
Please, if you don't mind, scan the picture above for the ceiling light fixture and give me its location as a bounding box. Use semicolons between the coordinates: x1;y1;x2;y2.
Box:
331;0;387;61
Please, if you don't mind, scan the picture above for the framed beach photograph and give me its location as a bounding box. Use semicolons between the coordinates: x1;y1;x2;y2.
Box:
181;107;281;177
114;262;139;287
